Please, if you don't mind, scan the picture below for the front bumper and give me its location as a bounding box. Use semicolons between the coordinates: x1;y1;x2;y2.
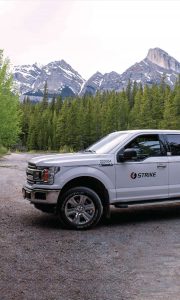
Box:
22;185;60;204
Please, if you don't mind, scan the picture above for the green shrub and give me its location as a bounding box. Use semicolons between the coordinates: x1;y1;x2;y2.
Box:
59;145;74;153
0;145;7;156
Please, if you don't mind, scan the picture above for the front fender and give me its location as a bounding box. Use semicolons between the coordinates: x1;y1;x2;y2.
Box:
57;165;116;201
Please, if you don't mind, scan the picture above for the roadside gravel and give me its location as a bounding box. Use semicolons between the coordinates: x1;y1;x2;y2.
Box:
0;153;180;300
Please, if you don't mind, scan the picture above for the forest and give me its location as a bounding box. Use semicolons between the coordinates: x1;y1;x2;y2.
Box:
0;48;180;153
20;77;180;152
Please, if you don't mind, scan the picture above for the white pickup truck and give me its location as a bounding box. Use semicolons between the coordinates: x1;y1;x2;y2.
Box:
22;129;180;229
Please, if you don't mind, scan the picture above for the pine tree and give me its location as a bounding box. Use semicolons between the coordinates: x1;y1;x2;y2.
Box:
52;111;57;150
55;95;63;113
27;106;39;150
118;90;130;130
50;95;56;111
173;75;180;125
56;100;70;149
128;87;144;129
41;81;48;110
20;96;31;147
160;77;180;129
160;96;176;129
48;136;52;151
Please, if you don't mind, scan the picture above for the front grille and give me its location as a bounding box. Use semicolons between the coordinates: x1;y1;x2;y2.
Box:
28;163;36;169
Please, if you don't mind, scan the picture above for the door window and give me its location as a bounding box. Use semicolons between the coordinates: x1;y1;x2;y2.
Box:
166;134;180;155
124;134;165;161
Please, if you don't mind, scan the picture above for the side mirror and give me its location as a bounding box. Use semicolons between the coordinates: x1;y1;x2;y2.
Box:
118;148;137;162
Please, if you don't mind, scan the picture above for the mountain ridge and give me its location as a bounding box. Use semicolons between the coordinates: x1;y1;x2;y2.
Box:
13;48;180;100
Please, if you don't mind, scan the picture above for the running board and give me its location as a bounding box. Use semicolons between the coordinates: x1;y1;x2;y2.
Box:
114;198;180;208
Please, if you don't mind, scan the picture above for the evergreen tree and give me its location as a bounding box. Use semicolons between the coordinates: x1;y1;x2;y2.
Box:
131;81;138;109
160;77;180;129
48;136;52;151
0;50;21;147
41;81;48;110
27;105;40;149
126;80;135;108
160;92;178;129
56;100;70;149
50;95;56;111
128;87;144;129
52;111;57;150
55;95;63;113
118;90;130;130
20;96;31;147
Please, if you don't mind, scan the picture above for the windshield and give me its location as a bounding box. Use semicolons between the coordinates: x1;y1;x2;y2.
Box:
85;132;129;154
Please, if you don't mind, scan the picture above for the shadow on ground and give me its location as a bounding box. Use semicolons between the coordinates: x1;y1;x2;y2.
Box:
21;204;180;230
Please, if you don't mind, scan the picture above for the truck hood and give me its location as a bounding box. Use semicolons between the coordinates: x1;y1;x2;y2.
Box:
29;152;114;167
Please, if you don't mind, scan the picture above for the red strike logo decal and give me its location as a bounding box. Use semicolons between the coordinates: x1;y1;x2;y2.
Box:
130;172;137;179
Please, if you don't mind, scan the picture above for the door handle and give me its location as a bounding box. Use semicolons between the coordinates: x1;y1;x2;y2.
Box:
157;164;167;168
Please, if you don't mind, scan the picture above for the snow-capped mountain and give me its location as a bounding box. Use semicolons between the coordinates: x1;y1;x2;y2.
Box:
13;63;42;95
120;48;179;88
81;48;180;95
80;71;123;96
13;48;180;100
13;60;85;99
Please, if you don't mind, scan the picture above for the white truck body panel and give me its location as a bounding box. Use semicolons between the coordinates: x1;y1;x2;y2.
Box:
115;157;169;201
23;129;180;208
168;157;180;198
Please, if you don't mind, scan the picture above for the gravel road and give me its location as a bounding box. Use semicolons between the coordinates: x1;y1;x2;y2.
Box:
1;153;180;300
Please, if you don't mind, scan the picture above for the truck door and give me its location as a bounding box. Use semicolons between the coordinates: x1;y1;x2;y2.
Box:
166;134;180;198
115;134;168;202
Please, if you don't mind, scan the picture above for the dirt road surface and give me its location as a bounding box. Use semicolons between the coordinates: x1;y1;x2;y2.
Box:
1;153;180;300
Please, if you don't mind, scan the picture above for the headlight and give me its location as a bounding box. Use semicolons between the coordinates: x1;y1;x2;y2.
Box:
34;166;60;184
42;167;60;184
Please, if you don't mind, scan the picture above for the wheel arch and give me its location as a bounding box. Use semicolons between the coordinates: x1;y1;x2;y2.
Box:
59;176;110;208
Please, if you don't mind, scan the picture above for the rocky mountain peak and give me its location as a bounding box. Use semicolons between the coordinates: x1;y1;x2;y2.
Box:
146;48;180;73
59;59;71;68
12;47;180;100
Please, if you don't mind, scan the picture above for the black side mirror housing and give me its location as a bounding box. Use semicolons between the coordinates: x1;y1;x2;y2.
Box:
118;148;137;162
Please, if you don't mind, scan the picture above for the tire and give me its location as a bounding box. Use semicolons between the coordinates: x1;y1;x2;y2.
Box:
57;187;103;230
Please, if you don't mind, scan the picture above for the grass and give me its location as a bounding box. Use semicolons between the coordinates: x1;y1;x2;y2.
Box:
27;146;74;154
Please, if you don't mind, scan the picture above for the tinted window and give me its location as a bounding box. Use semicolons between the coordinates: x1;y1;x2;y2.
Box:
125;135;164;160
166;134;180;155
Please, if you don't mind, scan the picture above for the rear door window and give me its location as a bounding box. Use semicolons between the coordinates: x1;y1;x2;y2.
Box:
166;134;180;155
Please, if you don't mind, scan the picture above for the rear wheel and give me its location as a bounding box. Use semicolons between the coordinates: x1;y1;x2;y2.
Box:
57;187;103;229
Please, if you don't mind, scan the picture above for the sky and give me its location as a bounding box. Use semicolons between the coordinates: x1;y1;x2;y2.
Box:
0;0;179;79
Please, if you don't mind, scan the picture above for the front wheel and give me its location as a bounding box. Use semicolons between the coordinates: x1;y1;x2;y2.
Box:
57;187;103;229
